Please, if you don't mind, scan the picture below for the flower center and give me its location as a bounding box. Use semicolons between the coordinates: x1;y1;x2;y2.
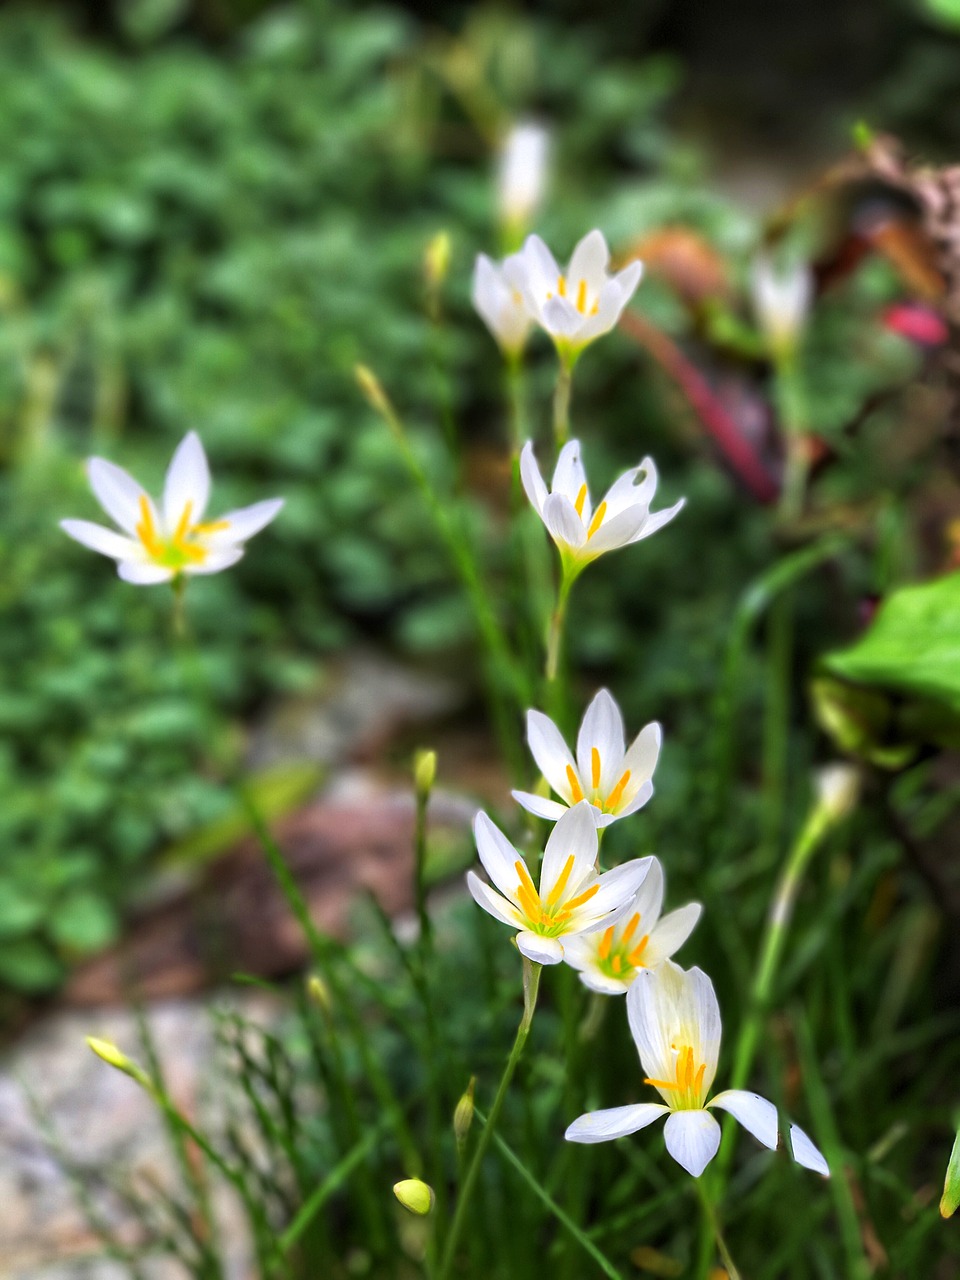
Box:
513;856;599;937
135;497;229;572
553;274;600;316
596;912;650;982
645;1043;708;1110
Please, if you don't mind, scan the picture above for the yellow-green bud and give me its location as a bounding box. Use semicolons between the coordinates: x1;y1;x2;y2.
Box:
86;1037;152;1090
306;975;332;1013
414;749;437;797
355;365;392;418
453;1076;476;1150
424;232;451;288
393;1178;435;1216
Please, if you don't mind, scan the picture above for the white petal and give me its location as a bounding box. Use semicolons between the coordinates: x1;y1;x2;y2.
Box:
183;547;245;576
542;493;586;550
542;296;583;338
163;431;210;528
620;722;662;790
688;966;722;1096
613;780;654;820
511;791;569;822
466;871;525;929
551;440;589;509
118;560;174;584
566;229;611;294
627;857;665;931
526;710;579;802
599;463;650;519
626;499;685;545
565;1102;668;1144
60;519;140;562
708;1090;779;1151
581;857;653;926
584;505;649;555
644;903;702;966
87;458;150;535
516;931;564;964
612;259;644;304
567;279;624;342
575;967;631;995
539;801;598;900
208;498;284;544
664;1110;721;1177
576;689;626;794
473;254;530;353
473;812;523;900
789;1123;829;1176
519;441;548;516
628;964;681;1085
519;234;562;304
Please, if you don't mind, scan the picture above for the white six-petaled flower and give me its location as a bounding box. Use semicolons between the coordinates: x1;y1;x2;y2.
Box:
565;961;829;1179
504;229;642;364
467;802;652;966
472;253;533;357
521;439;683;574
562;859;701;994
61;431;284;585
513;689;661;829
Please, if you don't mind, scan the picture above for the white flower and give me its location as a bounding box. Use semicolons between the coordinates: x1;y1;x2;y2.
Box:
562;860;701;994
497;121;550;231
466;801;652;966
565;962;829;1179
472;253;533;357
751;253;813;356
61;432;284;585
513;689;661;829
505;229;642;362
520;439;683;573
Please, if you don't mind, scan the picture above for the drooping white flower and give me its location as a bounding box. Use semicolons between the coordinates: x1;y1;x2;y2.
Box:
61;432;283;584
505;230;642;363
520;439;683;574
512;689;661;829
466;801;652;965
562;860;701;994
751;253;813;357
565;962;829;1179
497;121;550;232
472;252;533;357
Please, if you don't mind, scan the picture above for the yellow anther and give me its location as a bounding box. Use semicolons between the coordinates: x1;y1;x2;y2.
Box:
598;925;615;961
563;882;600;912
576;279;587;313
565;765;584;804
627;933;650;967
605;769;632;812
194;518;230;536
591;747;601;790
136;496;162;558
517;882;541;921
586;501;607;538
515;860;538;900
694;1062;706;1095
644;1075;678;1091
574;483;588;517
611;954;622;974
546;854;576;907
557;274;567;297
173;500;193;543
620;913;641;946
590;301;599;316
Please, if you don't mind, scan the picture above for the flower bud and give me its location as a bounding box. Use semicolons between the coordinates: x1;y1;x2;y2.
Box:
414;749;437;798
750;253;812;358
497;121;550;236
424;232;451;289
86;1037;152;1090
355;365;392;418
453;1076;476;1150
393;1178;435;1216
814;764;860;824
306;975;332;1013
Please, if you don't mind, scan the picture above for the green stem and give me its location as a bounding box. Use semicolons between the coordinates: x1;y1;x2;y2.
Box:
505;352;526;458
695;1178;742;1280
774;348;807;524
760;588;794;864
553;360;572;449
438;960;542;1280
546;569;574;685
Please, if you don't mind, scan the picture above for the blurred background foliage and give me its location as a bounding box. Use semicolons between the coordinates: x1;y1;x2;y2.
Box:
0;0;958;1004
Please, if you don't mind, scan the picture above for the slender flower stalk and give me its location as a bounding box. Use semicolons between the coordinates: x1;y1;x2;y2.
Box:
553;360;572;447
438;958;542;1280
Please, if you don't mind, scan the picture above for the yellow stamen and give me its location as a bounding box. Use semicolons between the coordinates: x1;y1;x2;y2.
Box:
565;765;584;804
574;483;588;517
644;1076;678;1091
597;925;615;961
515;860;538;900
694;1062;706;1095
586;501;607;538
620;913;641;946
605;769;632;812
611;954;622;974
517;883;541;921
545;854;575;907
194;518;230;536
627;933;650;967
557;274;567;297
576;279;587;313
563;882;600;912
136;496;163;559
590;301;599;316
591;747;601;791
174;500;193;543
